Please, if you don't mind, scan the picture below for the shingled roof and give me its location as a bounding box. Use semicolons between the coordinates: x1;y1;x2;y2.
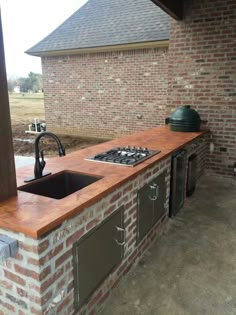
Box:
26;0;170;56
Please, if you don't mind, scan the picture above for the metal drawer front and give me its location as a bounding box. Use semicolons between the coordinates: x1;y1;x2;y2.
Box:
137;184;153;243
73;206;124;310
153;171;167;223
137;171;167;244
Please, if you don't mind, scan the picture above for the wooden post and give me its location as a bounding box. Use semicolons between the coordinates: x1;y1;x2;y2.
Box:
0;9;17;202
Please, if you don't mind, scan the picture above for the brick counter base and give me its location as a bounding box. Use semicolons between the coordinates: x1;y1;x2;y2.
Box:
0;136;207;315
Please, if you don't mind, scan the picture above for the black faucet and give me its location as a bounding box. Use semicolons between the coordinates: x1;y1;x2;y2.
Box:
24;132;65;182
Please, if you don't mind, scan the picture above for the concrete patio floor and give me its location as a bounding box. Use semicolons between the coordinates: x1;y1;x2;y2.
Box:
101;176;236;315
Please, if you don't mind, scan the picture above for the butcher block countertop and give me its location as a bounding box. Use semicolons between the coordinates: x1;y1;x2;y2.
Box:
0;126;207;239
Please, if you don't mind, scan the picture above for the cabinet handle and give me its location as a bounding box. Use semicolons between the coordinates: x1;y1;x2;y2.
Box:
114;226;126;246
116;226;125;232
114;239;126;246
148;184;159;201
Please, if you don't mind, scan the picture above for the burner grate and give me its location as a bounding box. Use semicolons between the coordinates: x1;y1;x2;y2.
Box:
86;146;161;167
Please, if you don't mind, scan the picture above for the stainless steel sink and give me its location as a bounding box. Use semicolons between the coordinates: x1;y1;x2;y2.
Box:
18;170;102;199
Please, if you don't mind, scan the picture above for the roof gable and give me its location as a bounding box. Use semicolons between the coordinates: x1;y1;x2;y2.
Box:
27;0;170;56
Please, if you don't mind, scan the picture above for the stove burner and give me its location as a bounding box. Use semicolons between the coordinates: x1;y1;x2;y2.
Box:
86;146;161;167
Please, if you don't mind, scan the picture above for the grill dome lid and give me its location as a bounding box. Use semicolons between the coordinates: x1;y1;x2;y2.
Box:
170;105;201;123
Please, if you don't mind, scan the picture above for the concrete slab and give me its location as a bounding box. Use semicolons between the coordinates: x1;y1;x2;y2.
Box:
102;176;236;315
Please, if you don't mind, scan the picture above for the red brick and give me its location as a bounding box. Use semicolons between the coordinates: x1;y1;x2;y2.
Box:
41;266;64;292
1;279;13;290
66;227;85;246
0;300;15;312
38;239;50;255
98;291;110;305
123;183;133;194
29;294;41;306
128;221;137;233
28;257;39;266
111;275;122;289
4;270;26;286
128;205;137;216
29;282;41;294
86;217;101;231
15;253;24;261
39;243;64;265
88;290;103;310
56;293;73;313
19;241;38;254
125;200;132;210
14;264;39;280
110;191;122;203
16;287;28;298
42;290;53;305
55;249;72;268
30;306;43;315
103;204;116;217
39;265;51;281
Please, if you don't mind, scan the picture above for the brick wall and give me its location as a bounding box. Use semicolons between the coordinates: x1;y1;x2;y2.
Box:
167;0;236;176
42;47;168;139
0;136;207;315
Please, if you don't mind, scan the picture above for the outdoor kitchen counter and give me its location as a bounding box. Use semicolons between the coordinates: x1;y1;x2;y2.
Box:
0;126;207;238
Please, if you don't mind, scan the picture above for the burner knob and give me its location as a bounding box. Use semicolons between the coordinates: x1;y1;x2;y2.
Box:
143;147;148;152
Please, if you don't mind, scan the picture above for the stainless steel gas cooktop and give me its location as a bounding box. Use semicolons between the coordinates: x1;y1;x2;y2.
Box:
86;146;161;167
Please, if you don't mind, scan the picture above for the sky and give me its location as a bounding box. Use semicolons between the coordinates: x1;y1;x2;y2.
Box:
0;0;88;77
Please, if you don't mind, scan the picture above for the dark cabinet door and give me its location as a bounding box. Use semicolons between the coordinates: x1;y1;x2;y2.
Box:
137;171;167;244
137;183;154;243
153;171;167;223
73;206;124;310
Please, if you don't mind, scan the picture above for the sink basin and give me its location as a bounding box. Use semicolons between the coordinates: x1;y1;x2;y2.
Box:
18;170;103;199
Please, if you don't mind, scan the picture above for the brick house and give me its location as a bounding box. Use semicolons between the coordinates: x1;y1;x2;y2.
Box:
26;0;170;138
27;0;236;177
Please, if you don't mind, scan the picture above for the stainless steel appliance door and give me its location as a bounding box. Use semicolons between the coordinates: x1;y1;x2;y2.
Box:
73;206;124;310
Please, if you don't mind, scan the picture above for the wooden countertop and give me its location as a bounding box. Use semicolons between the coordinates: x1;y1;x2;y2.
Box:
0;126;207;239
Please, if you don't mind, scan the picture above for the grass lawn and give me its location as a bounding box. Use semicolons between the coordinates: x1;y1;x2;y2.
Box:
9;92;107;156
9;92;45;124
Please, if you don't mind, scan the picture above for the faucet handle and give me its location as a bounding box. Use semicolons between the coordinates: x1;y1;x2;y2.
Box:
40;150;46;171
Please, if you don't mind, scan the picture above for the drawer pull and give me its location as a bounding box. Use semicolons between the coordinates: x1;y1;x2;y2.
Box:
114;226;126;246
149;183;159;201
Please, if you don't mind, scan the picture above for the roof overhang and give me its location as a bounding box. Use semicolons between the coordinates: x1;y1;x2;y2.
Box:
26;40;169;57
150;0;184;20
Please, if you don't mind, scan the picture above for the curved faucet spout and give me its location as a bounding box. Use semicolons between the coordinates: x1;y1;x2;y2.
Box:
34;132;66;179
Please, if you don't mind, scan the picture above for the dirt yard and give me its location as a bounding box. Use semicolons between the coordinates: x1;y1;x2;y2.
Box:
9;93;107;156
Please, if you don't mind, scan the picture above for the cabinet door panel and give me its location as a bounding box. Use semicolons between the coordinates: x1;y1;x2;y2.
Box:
137;171;167;244
153;171;167;223
137;184;153;243
73;206;124;310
